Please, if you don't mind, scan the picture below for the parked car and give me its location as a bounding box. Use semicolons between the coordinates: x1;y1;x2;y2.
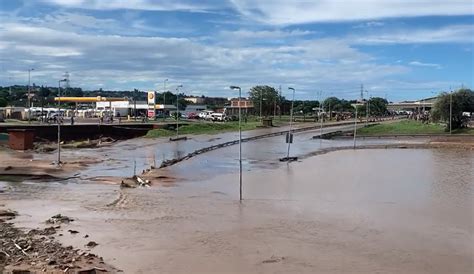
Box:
211;113;226;121
187;112;199;119
199;110;214;119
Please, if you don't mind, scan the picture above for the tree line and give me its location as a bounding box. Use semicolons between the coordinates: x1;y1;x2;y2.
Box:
248;85;389;117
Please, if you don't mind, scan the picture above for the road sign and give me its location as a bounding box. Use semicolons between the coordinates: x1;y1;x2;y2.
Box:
147;110;155;118
286;132;293;143
147;91;155;105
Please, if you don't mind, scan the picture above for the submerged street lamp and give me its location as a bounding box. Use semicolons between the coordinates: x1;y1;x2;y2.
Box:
318;90;323;146
353;101;358;149
175;84;183;137
280;87;297;162
230;85;242;201
57;78;67;166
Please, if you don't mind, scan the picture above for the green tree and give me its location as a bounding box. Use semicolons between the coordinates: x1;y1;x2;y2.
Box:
323;97;354;112
294;100;320;115
432;88;474;129
357;97;388;117
0;97;7;107
249;85;279;116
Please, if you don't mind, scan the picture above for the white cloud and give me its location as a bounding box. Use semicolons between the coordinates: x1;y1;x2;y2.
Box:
409;61;442;69
40;0;227;12
0;19;408;95
353;21;385;29
219;29;314;40
229;0;474;25
352;24;474;44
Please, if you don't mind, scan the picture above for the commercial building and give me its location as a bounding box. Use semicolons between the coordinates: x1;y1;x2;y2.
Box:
224;98;254;116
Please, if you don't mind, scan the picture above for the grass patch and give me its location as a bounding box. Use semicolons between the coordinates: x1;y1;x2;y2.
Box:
358;120;445;135
452;127;474;134
145;121;261;138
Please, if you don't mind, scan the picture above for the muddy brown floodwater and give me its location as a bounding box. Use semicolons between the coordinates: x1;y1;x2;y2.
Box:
2;145;473;273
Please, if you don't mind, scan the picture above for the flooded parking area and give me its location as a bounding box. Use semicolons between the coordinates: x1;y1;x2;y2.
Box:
2;141;472;273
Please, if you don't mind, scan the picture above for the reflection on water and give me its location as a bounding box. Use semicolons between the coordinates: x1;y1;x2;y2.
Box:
171;148;473;230
2;146;472;274
430;149;473;209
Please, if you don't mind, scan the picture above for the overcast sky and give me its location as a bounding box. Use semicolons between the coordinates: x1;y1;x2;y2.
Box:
0;0;473;101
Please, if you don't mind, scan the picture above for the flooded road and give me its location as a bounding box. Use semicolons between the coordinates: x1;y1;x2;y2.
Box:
2;139;473;273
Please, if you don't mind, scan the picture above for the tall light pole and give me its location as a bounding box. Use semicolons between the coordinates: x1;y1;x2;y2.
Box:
260;88;263;119
273;90;277;119
175;85;183;138
57;79;67;166
449;89;453;135
27;68;34;122
318;90;323;145
163;79;168;121
287;87;295;159
353;102;358;149
230;86;242;201
365;90;369;126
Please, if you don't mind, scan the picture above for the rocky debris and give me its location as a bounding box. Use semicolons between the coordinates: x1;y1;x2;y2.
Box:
68;230;79;234
262;256;285;264
0;209;17;218
0;209;116;273
78;266;108;273
120;175;150;188
34;137;117;152
85;241;98;248
46;214;74;224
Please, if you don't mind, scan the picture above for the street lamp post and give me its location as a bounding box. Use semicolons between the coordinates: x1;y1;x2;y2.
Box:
175;85;183;138
365;90;369;126
133;89;137;121
353;102;358;149
287;87;295;159
57;79;67;166
260;89;263;119
318;91;323;146
27;68;34;123
273;92;277;119
163;79;168;121
449;89;453;135
230;86;242;201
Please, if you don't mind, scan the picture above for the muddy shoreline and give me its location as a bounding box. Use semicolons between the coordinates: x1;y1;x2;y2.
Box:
0;208;117;273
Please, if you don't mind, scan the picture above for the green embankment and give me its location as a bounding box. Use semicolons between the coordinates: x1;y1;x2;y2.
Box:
145;121;261;138
358;120;474;135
